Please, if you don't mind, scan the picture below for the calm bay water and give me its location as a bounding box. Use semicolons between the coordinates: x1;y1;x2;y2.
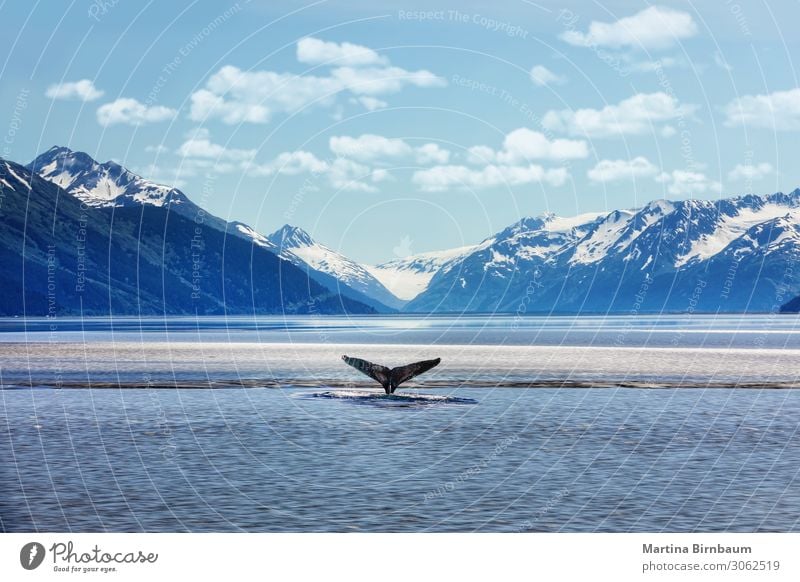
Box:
1;315;799;532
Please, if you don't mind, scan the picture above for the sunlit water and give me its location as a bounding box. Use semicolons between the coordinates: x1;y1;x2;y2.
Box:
1;315;799;531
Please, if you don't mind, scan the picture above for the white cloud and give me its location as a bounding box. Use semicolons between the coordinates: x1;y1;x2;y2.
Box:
723;88;800;130
656;169;722;196
96;98;176;125
246;150;377;191
297;37;389;67
727;162;773;182
144;144;169;154
190;40;445;124
500;128;588;162
624;56;681;73
248;150;329;177
530;65;566;87
177;128;256;162
46;79;104;101
660;125;677;138
542;92;694;137
329;65;445;95
560;6;698;50
351;96;388;111
588;157;658;182
371;168;391;183
415;143;450;164
329;134;451;165
467;128;588;165
328;158;376;192
329;134;412;162
413;164;568;192
466;145;497;165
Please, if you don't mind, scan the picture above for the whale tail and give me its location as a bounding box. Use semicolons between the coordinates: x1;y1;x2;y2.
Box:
341;355;441;394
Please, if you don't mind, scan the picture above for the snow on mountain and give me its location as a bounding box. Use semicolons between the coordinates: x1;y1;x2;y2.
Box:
407;190;800;313
365;245;478;300
28;146;190;208
266;225;404;310
674;198;800;266
231;222;277;250
0;156;375;316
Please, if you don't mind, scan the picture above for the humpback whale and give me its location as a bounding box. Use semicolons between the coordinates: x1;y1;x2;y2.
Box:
341;355;441;394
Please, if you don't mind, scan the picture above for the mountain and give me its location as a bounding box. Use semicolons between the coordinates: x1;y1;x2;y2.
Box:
28;146;191;209
406;195;800;313
27;145;250;241
0;155;374;316
266;225;403;311
15;145;800;315
365;245;477;301
780;295;800;313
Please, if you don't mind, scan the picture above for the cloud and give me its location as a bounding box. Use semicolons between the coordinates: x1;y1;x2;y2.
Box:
96;98;176;125
542;92;694;137
190;39;445;124
560;6;698;50
467;128;588;164
660;125;677;138
249;150;330;177
624;56;681;73
588;157;659;182
329;134;451;165
297;37;389;67
656;169;721;196
246;150;377;191
328;158;377;192
371;168;391;183
177;128;256;162
412;164;568;192
415;143;450;164
329;66;445;95
530;65;566;87
466;145;497;165
330;134;412;161
351;96;388;111
45;79;104;101
723;88;800;130
144;144;169;154
727;162;773;183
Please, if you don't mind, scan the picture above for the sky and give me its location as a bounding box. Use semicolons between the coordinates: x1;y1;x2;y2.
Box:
1;0;799;263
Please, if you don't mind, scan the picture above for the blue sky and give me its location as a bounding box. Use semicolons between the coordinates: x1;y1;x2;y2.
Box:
1;0;799;263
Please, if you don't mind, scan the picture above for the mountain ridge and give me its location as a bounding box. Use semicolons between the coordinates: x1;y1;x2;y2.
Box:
17;144;800;315
0;155;375;316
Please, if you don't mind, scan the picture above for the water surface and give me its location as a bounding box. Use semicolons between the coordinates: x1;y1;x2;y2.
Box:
1;315;799;532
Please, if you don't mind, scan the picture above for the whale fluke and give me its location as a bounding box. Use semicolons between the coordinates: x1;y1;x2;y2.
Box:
341;355;441;394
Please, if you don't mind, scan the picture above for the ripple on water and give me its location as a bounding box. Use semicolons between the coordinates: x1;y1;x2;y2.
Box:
298;390;478;408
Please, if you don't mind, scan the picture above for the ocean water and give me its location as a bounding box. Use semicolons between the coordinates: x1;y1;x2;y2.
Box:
1;315;799;532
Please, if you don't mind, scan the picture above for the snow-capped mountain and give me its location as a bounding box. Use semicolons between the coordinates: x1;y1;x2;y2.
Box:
22;145;800;314
406;192;800;313
267;225;405;311
24;146;392;311
0;156;374;316
28;146;283;252
365;245;478;301
28;146;190;208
